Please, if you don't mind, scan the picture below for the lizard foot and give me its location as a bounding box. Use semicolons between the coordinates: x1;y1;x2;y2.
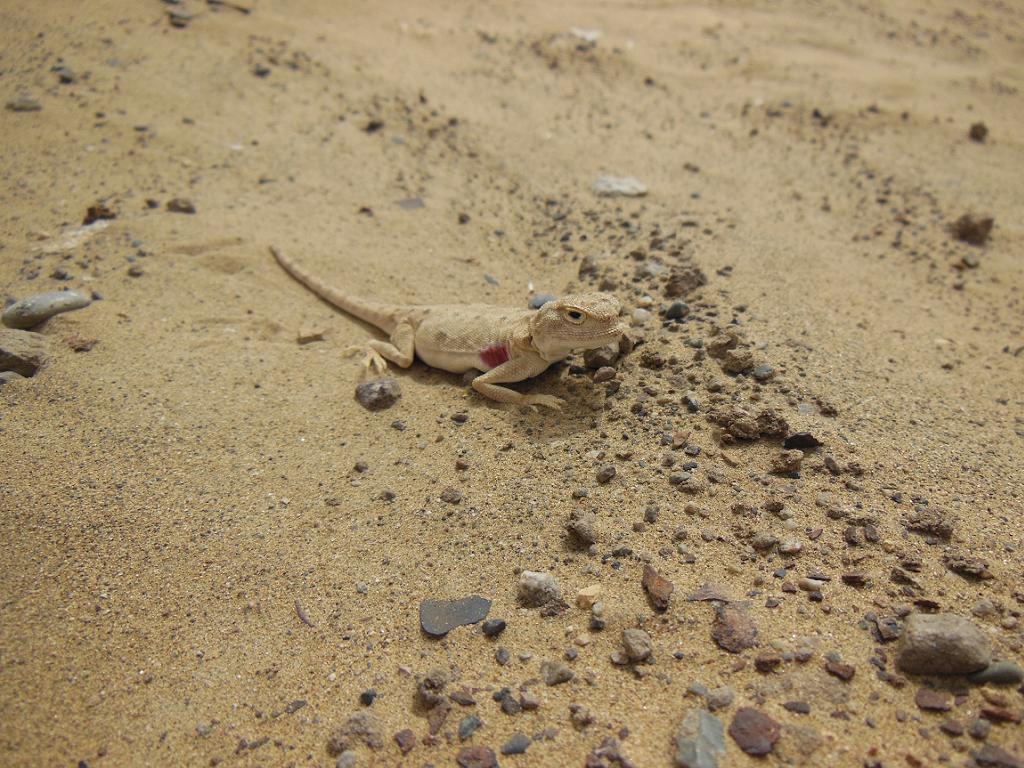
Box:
344;345;388;376
521;394;564;411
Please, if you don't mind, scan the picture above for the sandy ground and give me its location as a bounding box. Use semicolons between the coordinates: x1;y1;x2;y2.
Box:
1;1;1023;766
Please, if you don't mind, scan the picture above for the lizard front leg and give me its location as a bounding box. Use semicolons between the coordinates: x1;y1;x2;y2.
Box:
472;352;563;409
345;321;415;374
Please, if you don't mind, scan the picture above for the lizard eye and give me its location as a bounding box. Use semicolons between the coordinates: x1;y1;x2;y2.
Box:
565;309;585;324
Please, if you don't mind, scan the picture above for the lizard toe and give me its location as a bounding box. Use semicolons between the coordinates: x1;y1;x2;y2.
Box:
525;394;564;411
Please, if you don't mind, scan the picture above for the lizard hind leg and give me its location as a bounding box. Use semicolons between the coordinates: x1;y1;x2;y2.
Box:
344;344;388;376
344;321;416;377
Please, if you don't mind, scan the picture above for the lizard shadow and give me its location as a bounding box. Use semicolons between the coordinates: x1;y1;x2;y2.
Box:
467;362;601;439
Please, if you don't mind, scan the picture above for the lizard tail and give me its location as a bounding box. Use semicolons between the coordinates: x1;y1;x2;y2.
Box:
270;246;398;334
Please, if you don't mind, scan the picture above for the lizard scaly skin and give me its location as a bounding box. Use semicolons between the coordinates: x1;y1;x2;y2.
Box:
270;246;626;409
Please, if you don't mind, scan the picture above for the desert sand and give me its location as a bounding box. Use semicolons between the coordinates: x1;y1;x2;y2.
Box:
1;1;1022;766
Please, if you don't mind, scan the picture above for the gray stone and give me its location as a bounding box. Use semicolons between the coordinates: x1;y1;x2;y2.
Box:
0;329;47;377
458;714;482;741
518;571;561;607
622;629;652;662
705;687;735;712
583;344;619;369
501;733;530;755
529;294;556;309
2;290;90;329
540;660;574;685
968;661;1024;686
567;512;598;546
335;752;357;768
419;595;491;637
354;379;401;411
896;613;991;676
674;708;726;768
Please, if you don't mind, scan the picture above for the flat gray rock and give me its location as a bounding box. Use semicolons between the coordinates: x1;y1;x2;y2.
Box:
419;595;491;637
674;708;726;768
3;290;90;329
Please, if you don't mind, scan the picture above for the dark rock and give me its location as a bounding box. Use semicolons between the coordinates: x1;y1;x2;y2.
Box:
728;707;780;756
166;197;196;214
664;265;708;298
596;464;616;484
420;595;490;637
0;330;47;377
3;290;90;329
83;203;117;225
52;65;75;84
754;652;783;673
950;213;993;246
973;744;1023;768
642;564;674;611
456;745;498;768
944;552;993;580
359;689;377;706
783;432;822;450
6;96;42;112
583;344;619;369
897;613;991;676
783;701;811;715
673;708;725;768
969;122;989;142
665;301;690;320
712;603;757;653
501;734;530;755
481;619;506;638
354;379;401;411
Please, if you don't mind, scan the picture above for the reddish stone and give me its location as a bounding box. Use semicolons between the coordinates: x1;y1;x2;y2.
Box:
825;660;855;681
457;746;498;768
712;603;758;653
728;707;780;756
642;564;674;611
914;688;952;712
394;729;416;754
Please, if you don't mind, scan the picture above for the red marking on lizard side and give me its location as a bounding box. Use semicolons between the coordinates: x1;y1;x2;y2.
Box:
479;343;510;369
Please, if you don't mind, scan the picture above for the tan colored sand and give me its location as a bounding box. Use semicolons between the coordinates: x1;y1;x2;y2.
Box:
1;1;1022;766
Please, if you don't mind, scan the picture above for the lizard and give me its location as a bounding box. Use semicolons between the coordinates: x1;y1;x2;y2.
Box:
270;246;627;409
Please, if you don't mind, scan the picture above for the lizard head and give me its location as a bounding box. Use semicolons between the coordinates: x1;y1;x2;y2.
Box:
530;293;626;359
